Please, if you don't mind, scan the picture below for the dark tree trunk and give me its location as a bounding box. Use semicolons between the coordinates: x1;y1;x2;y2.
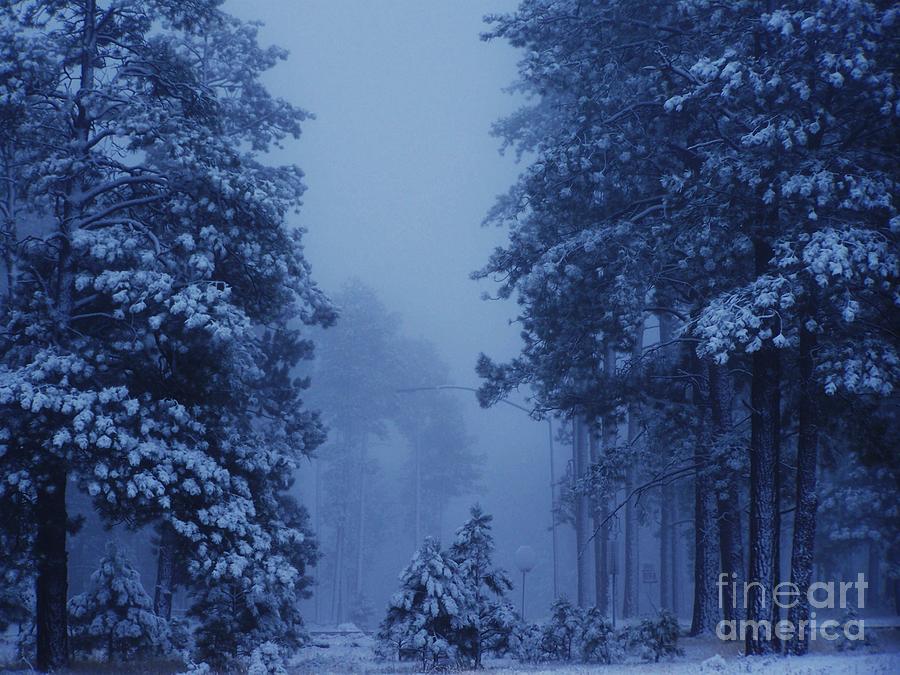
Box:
35;465;69;671
36;3;95;667
356;434;367;603
590;427;609;614
331;518;345;623
690;430;720;635
745;238;783;655
708;362;744;621
656;313;676;614
622;335;643;619
660;483;673;612
573;416;592;608
154;521;177;620
787;325;819;654
622;462;639;618
687;348;720;635
671;513;680;617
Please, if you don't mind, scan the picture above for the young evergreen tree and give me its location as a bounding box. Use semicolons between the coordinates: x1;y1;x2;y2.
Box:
449;504;515;669
378;536;470;669
68;543;171;662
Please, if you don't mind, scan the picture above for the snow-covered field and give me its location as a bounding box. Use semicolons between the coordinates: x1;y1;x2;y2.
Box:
288;625;900;674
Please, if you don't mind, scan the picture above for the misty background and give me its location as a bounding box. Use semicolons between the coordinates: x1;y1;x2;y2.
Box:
225;0;571;624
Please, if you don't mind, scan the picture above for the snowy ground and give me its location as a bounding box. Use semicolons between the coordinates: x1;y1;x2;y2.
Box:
289;624;900;675
2;624;897;673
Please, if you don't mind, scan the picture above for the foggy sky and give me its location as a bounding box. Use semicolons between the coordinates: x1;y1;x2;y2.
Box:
225;0;567;613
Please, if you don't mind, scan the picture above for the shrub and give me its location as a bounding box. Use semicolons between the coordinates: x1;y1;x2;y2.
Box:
580;607;617;664
622;610;683;663
540;597;582;661
512;622;546;663
247;641;288;675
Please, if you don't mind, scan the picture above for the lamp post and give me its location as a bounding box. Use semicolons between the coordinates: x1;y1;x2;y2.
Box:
396;384;559;599
515;545;536;621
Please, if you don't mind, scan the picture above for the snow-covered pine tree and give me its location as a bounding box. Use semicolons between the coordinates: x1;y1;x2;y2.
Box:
682;0;898;654
481;0;896;655
188;494;318;667
477;0;727;633
541;597;581;662
68;542;171;662
378;536;470;669
449;504;515;668
0;1;332;669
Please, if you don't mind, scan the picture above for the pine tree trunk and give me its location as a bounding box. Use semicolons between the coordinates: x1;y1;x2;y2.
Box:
35;464;69;671
690;436;720;635
623;462;639;618
573;416;592;608
36;3;97;666
746;344;782;654
893;578;900;616
599;343;619;615
590;427;609;614
154;521;176;620
331;520;344;623
787;326;819;655
656;315;674;614
622;334;642;619
36;3;96;667
355;434;367;601
671;515;680;617
660;483;672;612
414;430;422;548
708;362;744;621
745;238;782;655
689;350;720;635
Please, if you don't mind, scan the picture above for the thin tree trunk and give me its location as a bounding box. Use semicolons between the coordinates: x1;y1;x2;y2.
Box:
787;326;819;655
590;427;609;614
331;520;344;623
746;241;782;655
355;434;367;601
36;2;97;668
656;314;676;615
599;343;618;616
690;428;720;635
660;483;672;612
623;335;643;619
893;578;900;616
689;350;720;635
35;464;69;671
573;416;592;608
314;456;321;623
671;516;679;617
623;461;639;618
154;521;177;620
414;429;422;549
708;362;744;621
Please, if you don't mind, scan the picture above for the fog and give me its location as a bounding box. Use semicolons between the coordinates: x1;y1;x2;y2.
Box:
225;0;565;623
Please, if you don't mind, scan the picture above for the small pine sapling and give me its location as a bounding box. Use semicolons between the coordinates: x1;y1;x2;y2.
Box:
68;543;171;662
